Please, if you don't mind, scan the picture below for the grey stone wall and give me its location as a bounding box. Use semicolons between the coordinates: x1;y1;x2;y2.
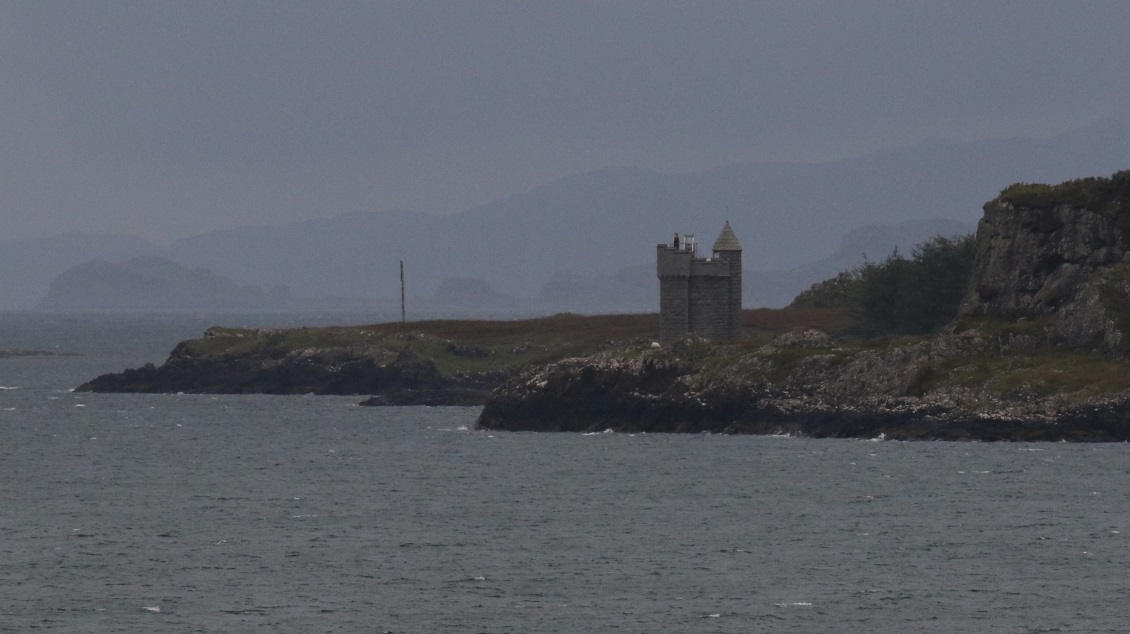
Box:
658;244;690;343
658;275;688;343
718;248;742;339
688;275;730;338
657;246;693;277
658;242;742;343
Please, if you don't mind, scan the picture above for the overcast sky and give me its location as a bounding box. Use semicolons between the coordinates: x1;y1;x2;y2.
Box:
3;1;1128;242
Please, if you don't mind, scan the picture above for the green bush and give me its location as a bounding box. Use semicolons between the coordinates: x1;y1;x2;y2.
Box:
997;170;1130;216
793;234;976;336
854;234;975;335
790;271;858;309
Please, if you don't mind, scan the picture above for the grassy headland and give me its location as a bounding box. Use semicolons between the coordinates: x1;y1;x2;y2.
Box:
170;306;854;380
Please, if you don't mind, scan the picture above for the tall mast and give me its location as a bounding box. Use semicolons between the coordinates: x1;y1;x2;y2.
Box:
400;260;406;322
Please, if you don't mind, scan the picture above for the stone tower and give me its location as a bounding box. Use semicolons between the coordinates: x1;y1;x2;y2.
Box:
713;221;743;339
656;222;743;344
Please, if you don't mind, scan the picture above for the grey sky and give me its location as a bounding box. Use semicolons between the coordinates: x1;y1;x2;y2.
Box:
2;1;1127;242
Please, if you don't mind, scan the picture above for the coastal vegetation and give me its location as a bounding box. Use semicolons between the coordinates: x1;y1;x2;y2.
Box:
995;170;1130;243
997;170;1130;216
793;234;975;336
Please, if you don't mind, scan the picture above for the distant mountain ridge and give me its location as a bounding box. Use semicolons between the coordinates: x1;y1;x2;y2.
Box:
158;109;1130;304
6;109;1129;311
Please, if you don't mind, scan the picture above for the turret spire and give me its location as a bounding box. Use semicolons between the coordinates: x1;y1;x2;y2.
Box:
712;221;742;252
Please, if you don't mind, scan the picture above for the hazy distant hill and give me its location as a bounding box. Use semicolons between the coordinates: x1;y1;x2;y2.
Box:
162;110;1130;305
534;265;657;313
166;210;445;306
37;256;291;311
0;233;160;310
5;110;1129;311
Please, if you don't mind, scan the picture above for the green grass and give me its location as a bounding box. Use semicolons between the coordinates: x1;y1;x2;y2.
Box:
950;315;1054;342
996;171;1130;240
913;350;1130;400
172;307;856;379
997;171;1130;215
169;306;1130;403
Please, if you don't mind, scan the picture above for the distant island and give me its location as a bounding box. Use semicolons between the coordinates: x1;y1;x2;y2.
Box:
0;346;74;358
37;256;292;311
79;171;1130;440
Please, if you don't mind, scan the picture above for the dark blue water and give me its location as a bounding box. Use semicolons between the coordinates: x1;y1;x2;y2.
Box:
2;314;1130;632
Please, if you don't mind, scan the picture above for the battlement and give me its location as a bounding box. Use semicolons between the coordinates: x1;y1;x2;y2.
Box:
657;245;732;278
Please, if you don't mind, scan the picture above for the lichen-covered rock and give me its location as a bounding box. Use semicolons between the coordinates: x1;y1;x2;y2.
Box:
959;179;1130;353
754;329;833;353
476;330;1130;440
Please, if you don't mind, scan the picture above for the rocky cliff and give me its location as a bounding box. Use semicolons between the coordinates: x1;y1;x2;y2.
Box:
958;172;1130;351
478;172;1130;439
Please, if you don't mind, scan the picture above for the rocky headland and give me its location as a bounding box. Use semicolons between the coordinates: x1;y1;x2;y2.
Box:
74;314;661;404
80;171;1130;440
475;328;1130;440
477;172;1130;440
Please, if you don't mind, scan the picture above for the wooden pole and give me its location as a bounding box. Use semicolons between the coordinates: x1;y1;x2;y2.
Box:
400;260;406;322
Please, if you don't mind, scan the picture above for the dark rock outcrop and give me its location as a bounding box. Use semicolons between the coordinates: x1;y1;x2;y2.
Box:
77;338;502;402
476;331;1130;440
959;174;1130;352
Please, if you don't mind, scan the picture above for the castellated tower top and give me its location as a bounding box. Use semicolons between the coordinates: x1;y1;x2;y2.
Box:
712;221;742;252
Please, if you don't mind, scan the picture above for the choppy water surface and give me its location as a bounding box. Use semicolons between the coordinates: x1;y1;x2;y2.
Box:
3;338;1130;631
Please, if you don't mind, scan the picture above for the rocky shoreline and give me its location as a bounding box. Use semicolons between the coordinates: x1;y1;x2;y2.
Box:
73;313;662;403
475;330;1130;441
76;333;505;402
479;173;1130;441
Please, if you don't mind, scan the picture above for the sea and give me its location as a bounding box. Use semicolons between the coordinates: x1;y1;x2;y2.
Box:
2;312;1130;633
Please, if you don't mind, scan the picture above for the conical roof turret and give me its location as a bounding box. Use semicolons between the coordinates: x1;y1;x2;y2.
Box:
712;221;742;251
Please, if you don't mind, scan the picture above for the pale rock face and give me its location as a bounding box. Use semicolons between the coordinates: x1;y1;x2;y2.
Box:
959;201;1130;352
